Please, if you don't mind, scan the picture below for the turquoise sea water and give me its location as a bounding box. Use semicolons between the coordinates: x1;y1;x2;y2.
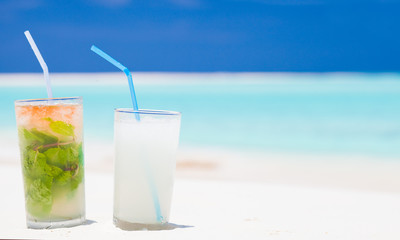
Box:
2;73;400;158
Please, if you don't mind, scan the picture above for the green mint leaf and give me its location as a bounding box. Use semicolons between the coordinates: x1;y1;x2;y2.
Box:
49;120;75;137
54;171;72;186
30;129;58;145
22;128;43;143
43;144;83;191
19;128;58;150
66;147;79;165
70;165;83;190
59;143;82;166
23;149;49;178
23;149;62;179
22;150;36;177
47;165;63;178
77;143;84;165
44;148;67;169
26;178;53;217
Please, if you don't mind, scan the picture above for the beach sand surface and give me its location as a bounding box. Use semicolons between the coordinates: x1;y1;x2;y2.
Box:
2;139;400;239
1;164;400;239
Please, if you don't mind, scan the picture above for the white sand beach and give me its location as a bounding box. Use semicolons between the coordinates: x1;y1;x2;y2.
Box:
1;162;400;239
1;140;400;239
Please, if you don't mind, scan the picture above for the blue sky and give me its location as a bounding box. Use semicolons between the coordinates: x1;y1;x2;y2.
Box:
0;0;399;72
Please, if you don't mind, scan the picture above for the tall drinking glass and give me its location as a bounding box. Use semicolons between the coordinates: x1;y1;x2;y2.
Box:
15;97;85;229
113;109;181;230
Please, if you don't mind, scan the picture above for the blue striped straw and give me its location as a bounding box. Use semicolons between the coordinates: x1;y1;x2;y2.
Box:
90;45;140;121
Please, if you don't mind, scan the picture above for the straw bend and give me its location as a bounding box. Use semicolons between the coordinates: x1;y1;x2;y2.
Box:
90;45;140;121
24;30;53;98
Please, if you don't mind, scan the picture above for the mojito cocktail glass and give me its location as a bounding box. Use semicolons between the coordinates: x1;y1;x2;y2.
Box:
113;109;181;230
15;97;85;229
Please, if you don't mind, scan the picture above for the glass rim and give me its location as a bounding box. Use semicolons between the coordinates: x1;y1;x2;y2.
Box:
15;96;82;104
115;108;181;116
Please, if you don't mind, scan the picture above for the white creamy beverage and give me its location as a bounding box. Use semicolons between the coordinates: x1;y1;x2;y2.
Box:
113;109;181;227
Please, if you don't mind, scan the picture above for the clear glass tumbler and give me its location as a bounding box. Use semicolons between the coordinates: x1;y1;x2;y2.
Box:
113;109;181;230
15;97;86;229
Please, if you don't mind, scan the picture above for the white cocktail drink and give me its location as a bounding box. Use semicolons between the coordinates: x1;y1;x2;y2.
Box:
113;109;181;229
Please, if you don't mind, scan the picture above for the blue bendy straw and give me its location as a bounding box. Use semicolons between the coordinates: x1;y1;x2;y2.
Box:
90;45;163;223
90;45;140;121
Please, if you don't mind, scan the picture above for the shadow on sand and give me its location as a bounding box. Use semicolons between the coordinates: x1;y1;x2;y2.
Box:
115;220;194;231
83;219;98;226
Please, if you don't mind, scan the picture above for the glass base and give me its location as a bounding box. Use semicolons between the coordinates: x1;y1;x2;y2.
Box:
113;216;172;231
27;216;86;229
